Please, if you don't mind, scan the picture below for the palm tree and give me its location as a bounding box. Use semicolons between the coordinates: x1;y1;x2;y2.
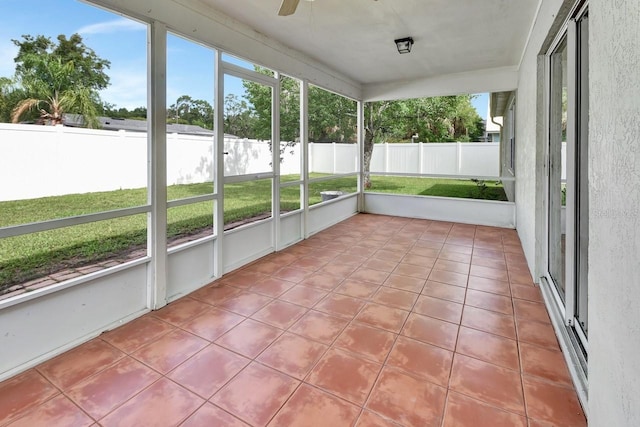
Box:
11;54;100;128
0;77;21;123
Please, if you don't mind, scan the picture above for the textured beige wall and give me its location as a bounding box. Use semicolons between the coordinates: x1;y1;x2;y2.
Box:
514;0;564;273
589;0;640;425
515;0;640;423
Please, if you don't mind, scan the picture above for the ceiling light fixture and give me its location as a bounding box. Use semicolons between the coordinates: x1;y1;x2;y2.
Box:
394;37;414;54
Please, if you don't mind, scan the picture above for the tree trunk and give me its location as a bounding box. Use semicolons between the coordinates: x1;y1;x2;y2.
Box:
363;128;374;189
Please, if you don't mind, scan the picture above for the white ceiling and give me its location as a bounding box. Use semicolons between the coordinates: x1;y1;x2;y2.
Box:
196;0;540;88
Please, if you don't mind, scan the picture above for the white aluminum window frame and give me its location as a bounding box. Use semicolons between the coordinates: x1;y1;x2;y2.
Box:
543;1;589;349
506;98;516;175
0;17;160;309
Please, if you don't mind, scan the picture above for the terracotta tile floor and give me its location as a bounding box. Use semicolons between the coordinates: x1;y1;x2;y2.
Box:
0;214;587;426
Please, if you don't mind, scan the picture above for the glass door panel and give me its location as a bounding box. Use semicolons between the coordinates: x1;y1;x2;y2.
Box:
575;12;589;336
543;4;589;379
548;37;568;302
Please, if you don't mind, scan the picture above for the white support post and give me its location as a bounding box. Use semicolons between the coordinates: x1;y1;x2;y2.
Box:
300;80;310;239
213;51;225;277
457;142;463;174
385;142;390;174
332;142;337;174
419;142;424;174
147;21;168;310
273;74;281;250
356;100;364;212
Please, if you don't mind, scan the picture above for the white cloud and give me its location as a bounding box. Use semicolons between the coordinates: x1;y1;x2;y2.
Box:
100;65;147;109
77;18;145;36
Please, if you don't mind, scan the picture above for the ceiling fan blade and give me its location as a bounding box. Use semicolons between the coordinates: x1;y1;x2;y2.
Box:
278;0;300;16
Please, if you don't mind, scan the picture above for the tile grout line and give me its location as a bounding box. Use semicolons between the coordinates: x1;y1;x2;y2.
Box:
356;220;453;426
219;238;369;427
2;215;581;426
261;226;394;427
443;226;533;423
296;220;422;425
440;224;476;427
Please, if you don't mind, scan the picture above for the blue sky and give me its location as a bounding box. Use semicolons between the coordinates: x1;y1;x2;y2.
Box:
0;0;234;109
1;0;148;108
0;0;488;118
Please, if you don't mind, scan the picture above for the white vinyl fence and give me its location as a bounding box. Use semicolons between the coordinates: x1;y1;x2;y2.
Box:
0;123;506;201
372;142;498;176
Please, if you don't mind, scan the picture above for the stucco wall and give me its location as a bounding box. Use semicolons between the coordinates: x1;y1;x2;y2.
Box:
588;0;640;425
514;0;564;274
513;0;640;423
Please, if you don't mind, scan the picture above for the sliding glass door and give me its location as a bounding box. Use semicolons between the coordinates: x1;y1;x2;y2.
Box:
573;10;589;338
545;4;589;353
548;36;568;302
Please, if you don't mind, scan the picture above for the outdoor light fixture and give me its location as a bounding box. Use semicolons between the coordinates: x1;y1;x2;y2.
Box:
394;37;414;54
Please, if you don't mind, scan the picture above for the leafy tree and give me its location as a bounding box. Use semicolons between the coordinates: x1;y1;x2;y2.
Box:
243;75;302;164
187;99;214;129
243;70;356;143
244;75;482;187
11;56;101;127
375;95;485;143
242;74;276;141
168;95;214;129
308;86;357;143
363;100;404;188
8;34;110;127
240;67;485;188
223;94;257;138
361;95;484;187
102;104;148;121
129;106;149;119
0;77;24;123
14;34;110;91
279;77;301;142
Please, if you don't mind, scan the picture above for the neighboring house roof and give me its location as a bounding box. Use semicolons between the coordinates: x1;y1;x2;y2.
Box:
63;114;233;137
489;91;514;118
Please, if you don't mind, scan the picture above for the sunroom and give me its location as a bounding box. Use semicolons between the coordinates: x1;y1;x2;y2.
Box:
0;0;638;425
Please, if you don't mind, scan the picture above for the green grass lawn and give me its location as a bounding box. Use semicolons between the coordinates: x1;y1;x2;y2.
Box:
0;175;503;291
365;175;507;201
